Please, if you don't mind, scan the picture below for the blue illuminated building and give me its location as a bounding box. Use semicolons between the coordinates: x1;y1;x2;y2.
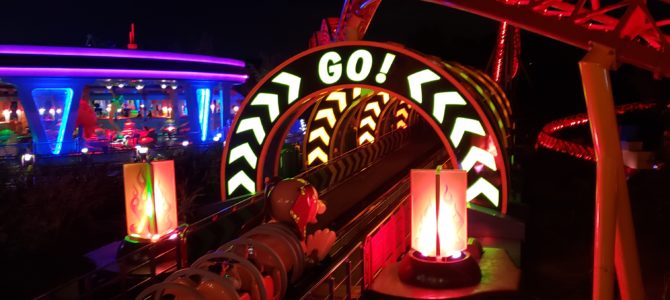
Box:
0;45;247;156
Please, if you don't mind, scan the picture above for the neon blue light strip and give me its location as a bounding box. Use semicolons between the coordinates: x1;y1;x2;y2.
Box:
197;88;211;142
33;88;74;155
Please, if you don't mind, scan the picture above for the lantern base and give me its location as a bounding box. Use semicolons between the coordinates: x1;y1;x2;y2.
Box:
398;250;481;289
116;236;177;275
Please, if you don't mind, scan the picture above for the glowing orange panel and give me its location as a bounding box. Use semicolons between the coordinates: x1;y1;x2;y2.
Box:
410;169;467;258
123;160;178;242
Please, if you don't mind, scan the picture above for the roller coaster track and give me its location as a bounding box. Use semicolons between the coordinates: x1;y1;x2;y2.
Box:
425;0;670;79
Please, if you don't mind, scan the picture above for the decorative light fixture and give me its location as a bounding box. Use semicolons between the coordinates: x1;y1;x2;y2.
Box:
197;88;211;142
38;108;46;115
160;84;167;89
118;83;125;88
136;84;144;90
136;146;149;162
123;160;178;243
21;152;34;167
181;140;189;147
398;168;480;288
81;147;89;154
2;109;9;121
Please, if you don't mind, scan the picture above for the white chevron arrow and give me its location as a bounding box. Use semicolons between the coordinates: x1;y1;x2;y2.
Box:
467;177;499;207
407;69;440;104
396;108;408;119
228;142;257;167
228;171;256;195
326;91;347;112
309;127;330;144
272;72;301;104
236;117;265;144
315;108;336;128
461;146;497;172
360;116;377;130
307;147;328;165
358;131;375;144
433;91;466;124
450;117;485;147
365;101;381;116
251;93;279;122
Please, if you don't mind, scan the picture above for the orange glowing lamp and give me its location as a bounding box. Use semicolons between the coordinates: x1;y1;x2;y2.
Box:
123;160;178;242
410;168;467;258
400;168;479;289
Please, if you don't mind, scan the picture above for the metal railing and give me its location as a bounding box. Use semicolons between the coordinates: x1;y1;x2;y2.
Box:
35;193;261;299
294;147;448;299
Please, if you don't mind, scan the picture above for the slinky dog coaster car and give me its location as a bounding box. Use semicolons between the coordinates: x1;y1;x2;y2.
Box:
137;178;336;300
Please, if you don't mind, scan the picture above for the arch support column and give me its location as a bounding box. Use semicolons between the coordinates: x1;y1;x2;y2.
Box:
7;77;90;155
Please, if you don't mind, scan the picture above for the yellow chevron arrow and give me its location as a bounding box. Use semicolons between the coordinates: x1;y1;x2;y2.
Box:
309;127;330;144
315;108;336;128
407;69;440;104
228;142;257;167
378;92;390;104
396;108;408;119
461;146;497;172
326;91;347;112
228;171;256;195
432;91;466;124
450;117;485;147
353;87;361;99
365;101;381;116
360;116;377;130
467;177;499;207
236;117;265;144
272;72;301;104
358;131;375;145
307;147;328;165
251;93;280;122
396;120;407;129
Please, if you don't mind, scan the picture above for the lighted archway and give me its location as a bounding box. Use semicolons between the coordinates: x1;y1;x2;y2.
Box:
222;41;509;213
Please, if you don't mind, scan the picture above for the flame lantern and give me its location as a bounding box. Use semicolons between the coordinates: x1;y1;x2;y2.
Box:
398;168;481;289
123;160;178;242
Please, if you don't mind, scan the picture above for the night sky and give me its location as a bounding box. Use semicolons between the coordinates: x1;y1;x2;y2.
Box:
0;1;496;63
1;0;668;125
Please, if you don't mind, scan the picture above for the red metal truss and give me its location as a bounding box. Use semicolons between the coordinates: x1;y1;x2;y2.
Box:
535;102;656;161
425;0;670;78
335;0;383;41
309;0;382;47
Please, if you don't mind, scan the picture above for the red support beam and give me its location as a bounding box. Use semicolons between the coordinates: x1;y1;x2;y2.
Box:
425;0;670;79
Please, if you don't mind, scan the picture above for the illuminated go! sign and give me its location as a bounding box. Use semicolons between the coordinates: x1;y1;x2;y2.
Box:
222;41;509;213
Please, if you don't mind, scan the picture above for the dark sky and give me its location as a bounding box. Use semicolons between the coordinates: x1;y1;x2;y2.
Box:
0;1;497;64
1;0;667;127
